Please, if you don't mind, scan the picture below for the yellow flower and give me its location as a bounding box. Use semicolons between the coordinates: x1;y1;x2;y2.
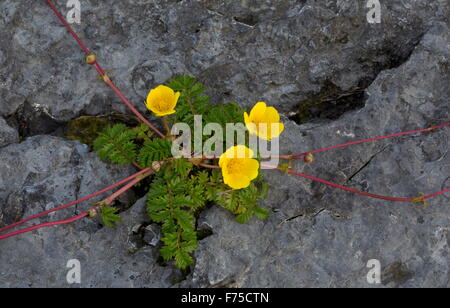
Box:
219;145;260;190
146;85;180;117
244;102;285;140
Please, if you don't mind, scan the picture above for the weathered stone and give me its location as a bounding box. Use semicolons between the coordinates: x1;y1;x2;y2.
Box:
0;136;179;287
0;0;448;120
0;0;448;288
181;23;450;288
143;224;161;247
0;117;18;148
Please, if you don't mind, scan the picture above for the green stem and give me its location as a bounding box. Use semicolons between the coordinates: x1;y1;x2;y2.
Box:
199;163;220;169
186;95;196;115
162;117;171;137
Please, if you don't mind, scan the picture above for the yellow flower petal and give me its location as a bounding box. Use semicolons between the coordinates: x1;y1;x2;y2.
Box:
249;102;267;122
237;145;254;159
219;145;259;190
240;159;260;181
219;153;226;168
255;123;269;140
145;85;179;117
174;92;181;108
222;145;254;159
244;102;285;140
244;112;250;124
264;106;280;123
154;109;177;117
224;173;252;190
244;113;258;136
263;122;285;141
273;122;285;138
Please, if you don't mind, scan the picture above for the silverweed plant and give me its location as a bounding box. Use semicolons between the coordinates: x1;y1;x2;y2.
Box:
93;75;272;269
1;1;449;272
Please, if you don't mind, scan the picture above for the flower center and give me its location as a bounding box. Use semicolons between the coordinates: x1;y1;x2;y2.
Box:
226;158;245;173
157;99;171;111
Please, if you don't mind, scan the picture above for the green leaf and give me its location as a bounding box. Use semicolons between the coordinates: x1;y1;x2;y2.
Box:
173;209;195;231
210;170;222;183
166;75;209;127
160;245;176;261
161;219;177;234
132;123;153;141
259;182;269;199
175;249;194;269
181;240;198;254
93;124;137;165
216;183;270;223
173;158;193;178
99;206;122;227
189;83;205;97
137;138;172;167
197;171;210;184
166;75;197;92
253;206;270;220
204;102;245;127
148;208;169;223
235;210;253;224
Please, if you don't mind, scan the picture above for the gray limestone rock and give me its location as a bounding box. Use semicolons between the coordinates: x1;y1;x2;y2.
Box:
0;117;18;148
0;0;448;288
181;23;450;288
0;0;448;120
0;136;179;287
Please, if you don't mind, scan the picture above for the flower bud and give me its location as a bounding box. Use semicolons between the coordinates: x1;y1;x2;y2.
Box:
85;53;97;64
152;161;162;172
304;152;315;164
87;208;98;218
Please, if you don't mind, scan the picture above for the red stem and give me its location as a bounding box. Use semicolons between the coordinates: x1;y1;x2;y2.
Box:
46;0;91;54
292;123;450;158
46;0;165;138
0;168;151;234
262;163;449;203
423;187;450;200
104;170;153;205
0;168;153;241
0;212;88;241
285;169;410;202
104;79;165;138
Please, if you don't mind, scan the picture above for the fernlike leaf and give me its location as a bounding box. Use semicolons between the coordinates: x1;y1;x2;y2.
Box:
137;138;172;168
99;206;122;228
